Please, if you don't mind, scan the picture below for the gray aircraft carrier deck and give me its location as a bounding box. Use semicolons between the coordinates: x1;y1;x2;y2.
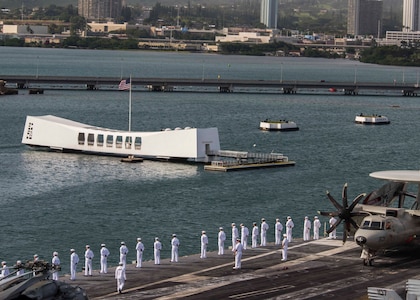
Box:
68;238;420;299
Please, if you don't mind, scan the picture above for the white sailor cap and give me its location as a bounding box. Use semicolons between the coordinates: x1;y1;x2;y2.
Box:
305;216;308;219
155;237;159;241
172;234;176;237
119;262;123;266
276;218;280;222
314;216;318;219
70;249;75;252
202;230;206;234
236;238;241;241
121;241;125;245
33;254;39;258
86;245;90;248
287;216;291;219
137;238;142;241
231;223;235;226
101;243;106;247
1;261;6;265
261;218;266;221
16;260;22;264
283;233;287;237
53;251;58;256
240;223;244;227
219;227;223;230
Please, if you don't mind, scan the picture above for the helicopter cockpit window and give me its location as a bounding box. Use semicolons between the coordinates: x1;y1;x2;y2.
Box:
370;221;383;230
361;220;371;229
361;220;384;230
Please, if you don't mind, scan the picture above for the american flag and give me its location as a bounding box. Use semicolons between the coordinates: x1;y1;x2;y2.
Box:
119;78;131;90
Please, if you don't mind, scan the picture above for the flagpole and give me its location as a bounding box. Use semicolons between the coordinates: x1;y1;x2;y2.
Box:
129;74;132;132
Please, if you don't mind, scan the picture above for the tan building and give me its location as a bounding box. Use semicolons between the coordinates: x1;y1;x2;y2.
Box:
2;24;48;35
78;0;125;21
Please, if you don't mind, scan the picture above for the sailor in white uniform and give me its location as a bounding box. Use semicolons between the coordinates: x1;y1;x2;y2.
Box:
171;234;180;262
119;242;128;268
240;223;249;250
313;216;321;240
281;234;289;261
232;238;243;269
84;245;94;276
251;222;259;248
51;252;60;280
275;218;283;245
260;218;269;246
15;260;24;276
0;261;9;278
231;223;239;249
135;238;144;268
70;249;79;280
286;216;294;242
200;231;208;258
303;216;311;241
329;216;337;239
218;227;226;255
154;237;162;264
115;262;126;294
100;244;110;273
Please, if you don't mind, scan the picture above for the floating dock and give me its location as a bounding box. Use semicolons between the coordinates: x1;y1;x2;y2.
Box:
204;159;296;171
205;150;295;171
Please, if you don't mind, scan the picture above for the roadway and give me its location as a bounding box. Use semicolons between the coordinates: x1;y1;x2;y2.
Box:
1;75;419;95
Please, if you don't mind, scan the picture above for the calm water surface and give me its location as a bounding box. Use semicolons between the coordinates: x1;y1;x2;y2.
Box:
1;47;420;274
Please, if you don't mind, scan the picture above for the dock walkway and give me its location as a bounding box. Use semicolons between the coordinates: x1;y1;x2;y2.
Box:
66;238;420;299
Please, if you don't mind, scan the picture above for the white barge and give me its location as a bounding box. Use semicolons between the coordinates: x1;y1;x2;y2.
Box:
21;115;221;162
259;119;299;131
354;114;390;125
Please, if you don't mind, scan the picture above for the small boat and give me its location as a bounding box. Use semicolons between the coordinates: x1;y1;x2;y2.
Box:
121;155;143;163
355;114;390;125
259;119;299;131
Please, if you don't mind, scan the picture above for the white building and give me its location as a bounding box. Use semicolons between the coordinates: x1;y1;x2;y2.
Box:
215;30;274;44
403;0;420;31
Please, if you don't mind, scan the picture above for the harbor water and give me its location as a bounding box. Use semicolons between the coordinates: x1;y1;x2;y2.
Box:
1;47;420;274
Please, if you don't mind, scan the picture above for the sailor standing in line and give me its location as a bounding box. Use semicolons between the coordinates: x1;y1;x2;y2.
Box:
119;242;128;268
329;215;337;239
218;227;226;255
171;234;180;262
154;237;162;265
313;216;321;240
240;223;249;250
51;251;60;280
115;262;126;294
15;260;24;276
281;234;289;261
135;238;144;268
275;218;283;245
70;249;79;281
232;238;243;269
84;245;94;276
251;222;259;248
100;244;110;273
286;216;294;242
231;223;239;249
0;261;9;278
32;254;40;276
260;218;269;246
200;231;208;258
303;216;311;241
